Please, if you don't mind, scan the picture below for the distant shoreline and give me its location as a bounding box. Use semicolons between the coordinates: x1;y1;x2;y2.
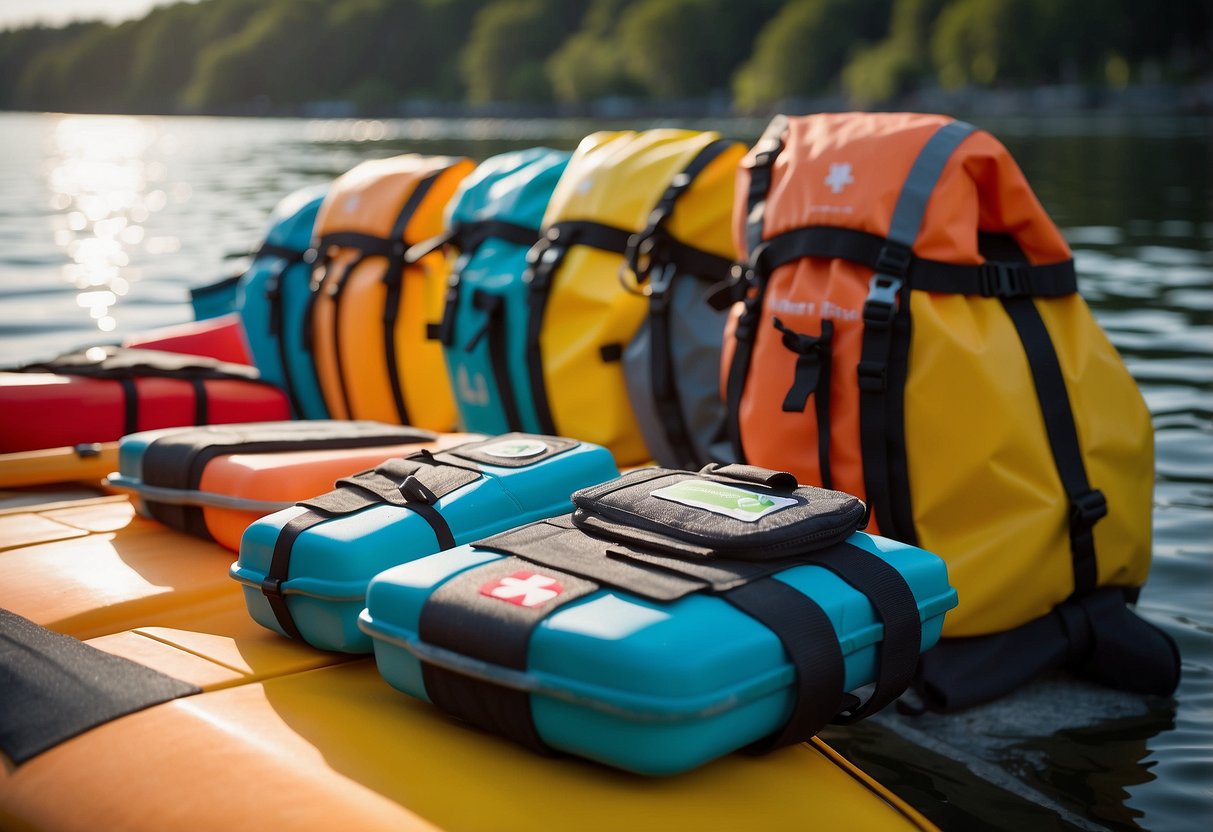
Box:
4;81;1211;121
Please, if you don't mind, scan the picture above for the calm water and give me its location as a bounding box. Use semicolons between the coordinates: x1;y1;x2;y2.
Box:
0;111;1209;830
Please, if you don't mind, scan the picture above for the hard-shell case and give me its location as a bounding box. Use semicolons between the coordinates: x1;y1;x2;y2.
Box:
360;465;958;775
232;434;620;653
109;420;468;551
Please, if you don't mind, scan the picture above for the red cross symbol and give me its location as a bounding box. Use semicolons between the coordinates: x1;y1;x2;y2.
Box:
479;571;564;608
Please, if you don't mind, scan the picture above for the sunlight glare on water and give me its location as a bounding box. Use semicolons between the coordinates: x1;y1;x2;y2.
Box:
46;115;176;337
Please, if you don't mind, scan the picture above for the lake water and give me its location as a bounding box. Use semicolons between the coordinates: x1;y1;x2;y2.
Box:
0;110;1209;830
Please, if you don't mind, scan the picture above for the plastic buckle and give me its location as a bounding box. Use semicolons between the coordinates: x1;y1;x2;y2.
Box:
863;275;902;326
980;261;1029;297
260;575;285;600
1071;489;1108;529
398;474;438;505
856;360;886;392
875;242;913;278
734;303;761;343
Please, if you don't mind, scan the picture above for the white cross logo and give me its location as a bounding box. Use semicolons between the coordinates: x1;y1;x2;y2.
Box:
480;571;563;608
824;162;854;194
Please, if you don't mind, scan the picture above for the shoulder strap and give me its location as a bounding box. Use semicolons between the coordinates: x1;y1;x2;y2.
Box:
859;120;976;540
726;115;789;463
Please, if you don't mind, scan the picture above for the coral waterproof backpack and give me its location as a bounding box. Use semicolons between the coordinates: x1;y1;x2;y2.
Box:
526;129;743;466
310;154;474;429
725;113;1177;707
233;183;330;420
428;148;571;435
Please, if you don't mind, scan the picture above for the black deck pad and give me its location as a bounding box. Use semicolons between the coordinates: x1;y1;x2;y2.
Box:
0;609;201;764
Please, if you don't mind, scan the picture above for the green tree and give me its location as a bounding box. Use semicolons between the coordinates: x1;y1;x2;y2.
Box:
616;0;783;99
734;0;892;109
545;0;639;103
184;0;330;110
15;20;140;113
843;0;947;106
460;0;588;103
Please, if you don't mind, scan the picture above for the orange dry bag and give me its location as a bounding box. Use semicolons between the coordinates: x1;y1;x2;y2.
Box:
310;154;473;429
724;113;1177;708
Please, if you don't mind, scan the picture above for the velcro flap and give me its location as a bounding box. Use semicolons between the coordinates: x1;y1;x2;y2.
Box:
443;433;578;469
570;467;867;561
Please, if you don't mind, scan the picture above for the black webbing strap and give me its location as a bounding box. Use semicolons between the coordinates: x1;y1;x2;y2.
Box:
771;317;834;489
1001;296;1105;595
191;377;208;427
804;543;921;721
383;172;444;425
751;225;1078;298
623;138;738;286
315;231;399;259
457;219;541;254
647;267;696;468
524;220;634;434
260;453;478;640
263;258;307;418
431;218;542;348
628;140;740;469
417;556;599;753
723;578;846;750
0;609;201;764
858;120;975;540
468;289;525;432
119;376;138;436
256;241;308;264
726;116;788;462
323;253;367;418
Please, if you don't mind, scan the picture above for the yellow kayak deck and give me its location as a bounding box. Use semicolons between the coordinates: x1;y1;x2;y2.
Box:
0;493;935;832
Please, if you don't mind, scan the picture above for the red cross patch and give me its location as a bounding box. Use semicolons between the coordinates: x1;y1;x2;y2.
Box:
479;570;564;608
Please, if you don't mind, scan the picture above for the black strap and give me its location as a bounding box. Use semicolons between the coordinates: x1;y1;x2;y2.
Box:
647;272;697;468
256;241;308;264
315;231;400;259
623;139;739;287
0;609;201;764
1001;296;1105;595
383;172;443;425
723;578;846;750
263;259;309;418
191;377;208;427
804;543;921;722
771;317;834;489
726;116;788;463
261;452;477;640
523;220;634;435
468;289;525;432
140;421;437;540
119;376;138;436
456;219;541;254
752;225;1078;298
858;121;976;540
323;253;366;418
417;556;600;752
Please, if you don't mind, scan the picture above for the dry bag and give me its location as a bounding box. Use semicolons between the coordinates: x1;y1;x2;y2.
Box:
526;129;743;466
310;154;473;429
724;112;1175;706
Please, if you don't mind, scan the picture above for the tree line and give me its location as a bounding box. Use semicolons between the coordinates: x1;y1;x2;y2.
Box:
0;0;1208;115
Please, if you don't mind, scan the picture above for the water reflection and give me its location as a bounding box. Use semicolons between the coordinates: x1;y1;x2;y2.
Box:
46;115;176;335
